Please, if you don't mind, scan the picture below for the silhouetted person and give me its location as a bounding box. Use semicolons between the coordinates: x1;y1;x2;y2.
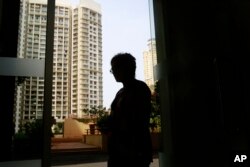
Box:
107;53;153;167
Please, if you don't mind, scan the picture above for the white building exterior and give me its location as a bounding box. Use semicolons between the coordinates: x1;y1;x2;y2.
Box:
15;0;72;128
143;38;157;92
14;0;103;131
71;0;103;118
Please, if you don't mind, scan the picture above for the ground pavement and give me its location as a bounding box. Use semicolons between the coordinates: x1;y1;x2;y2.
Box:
51;141;159;167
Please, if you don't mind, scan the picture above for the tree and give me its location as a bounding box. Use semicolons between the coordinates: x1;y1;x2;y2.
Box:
150;80;161;132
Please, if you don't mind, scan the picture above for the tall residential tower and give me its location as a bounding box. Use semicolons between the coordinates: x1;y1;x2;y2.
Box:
14;0;103;131
143;38;157;92
15;0;72;128
71;0;103;118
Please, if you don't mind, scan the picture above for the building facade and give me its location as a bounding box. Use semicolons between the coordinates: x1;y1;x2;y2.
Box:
143;38;157;92
14;0;103;131
14;0;72;130
71;0;103;118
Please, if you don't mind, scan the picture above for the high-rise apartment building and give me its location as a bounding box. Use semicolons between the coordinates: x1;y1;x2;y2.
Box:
15;0;72;128
14;0;103;130
71;0;103;118
143;38;157;92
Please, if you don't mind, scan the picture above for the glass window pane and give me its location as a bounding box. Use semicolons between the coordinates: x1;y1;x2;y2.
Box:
0;0;52;166
12;0;48;161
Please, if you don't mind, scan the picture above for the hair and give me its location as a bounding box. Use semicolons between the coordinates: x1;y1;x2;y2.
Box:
111;52;136;77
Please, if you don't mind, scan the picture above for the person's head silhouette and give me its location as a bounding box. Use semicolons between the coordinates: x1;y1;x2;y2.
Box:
110;52;136;83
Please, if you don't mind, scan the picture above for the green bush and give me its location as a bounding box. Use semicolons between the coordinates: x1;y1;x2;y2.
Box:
13;119;43;158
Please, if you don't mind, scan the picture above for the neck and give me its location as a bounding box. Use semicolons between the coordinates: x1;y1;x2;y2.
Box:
122;78;136;88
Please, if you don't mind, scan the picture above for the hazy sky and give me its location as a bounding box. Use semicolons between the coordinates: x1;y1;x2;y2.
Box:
71;0;152;108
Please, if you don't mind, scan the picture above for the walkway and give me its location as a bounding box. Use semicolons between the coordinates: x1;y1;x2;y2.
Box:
51;141;159;167
52;141;99;153
52;159;159;167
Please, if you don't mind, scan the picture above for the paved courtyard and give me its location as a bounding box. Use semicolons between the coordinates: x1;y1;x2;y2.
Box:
51;140;159;167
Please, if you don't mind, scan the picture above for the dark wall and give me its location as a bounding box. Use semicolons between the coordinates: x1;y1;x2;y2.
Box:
0;0;20;161
155;0;250;166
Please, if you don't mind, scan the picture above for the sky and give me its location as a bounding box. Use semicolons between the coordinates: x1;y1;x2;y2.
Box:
71;0;152;108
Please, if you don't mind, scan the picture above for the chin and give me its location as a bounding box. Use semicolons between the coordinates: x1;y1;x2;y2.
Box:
114;77;120;82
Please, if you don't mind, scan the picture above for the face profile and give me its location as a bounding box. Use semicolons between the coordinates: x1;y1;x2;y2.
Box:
110;64;123;82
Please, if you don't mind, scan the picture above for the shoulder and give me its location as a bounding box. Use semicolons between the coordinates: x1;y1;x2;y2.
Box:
135;80;151;95
116;88;124;95
135;79;149;88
